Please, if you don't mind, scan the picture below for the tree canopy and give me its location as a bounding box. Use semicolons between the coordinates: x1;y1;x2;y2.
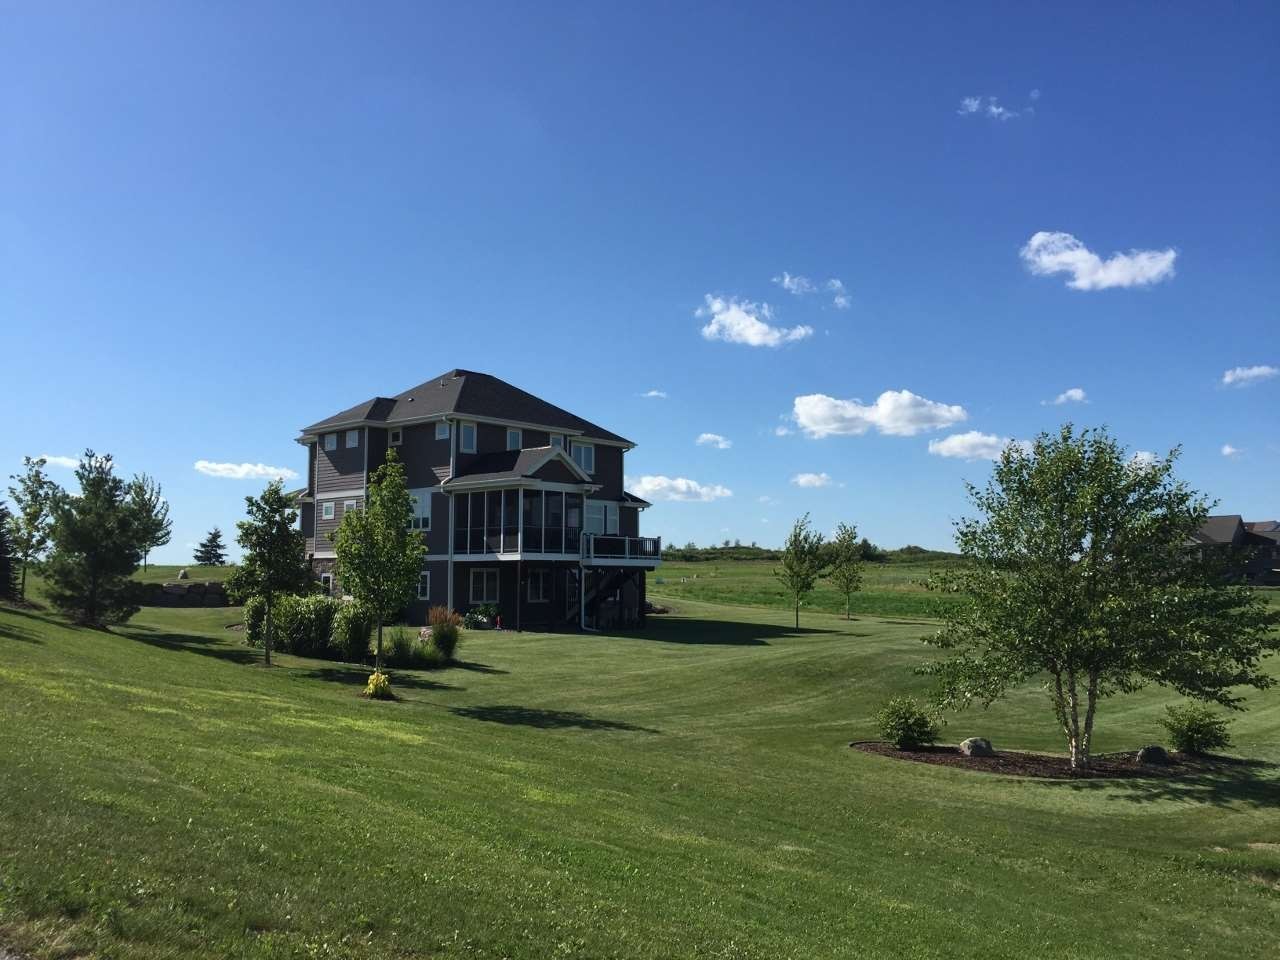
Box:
775;514;826;629
6;456;57;600
129;473;171;571
827;522;864;620
231;482;311;666
194;527;228;566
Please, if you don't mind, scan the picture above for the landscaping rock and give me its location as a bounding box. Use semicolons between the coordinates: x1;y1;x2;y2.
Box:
186;582;206;595
960;737;995;757
162;582;187;596
1136;744;1170;765
177;568;189;580
205;581;225;595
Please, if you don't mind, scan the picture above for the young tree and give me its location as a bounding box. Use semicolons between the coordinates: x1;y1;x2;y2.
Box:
775;513;826;629
6;456;57;600
194;527;228;566
233;482;311;667
0;505;19;601
827;522;864;620
44;450;145;626
333;449;426;673
128;473;171;571
924;425;1279;770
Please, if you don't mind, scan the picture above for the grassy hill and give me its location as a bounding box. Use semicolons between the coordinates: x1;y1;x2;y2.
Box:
1;597;1278;958
131;563;237;585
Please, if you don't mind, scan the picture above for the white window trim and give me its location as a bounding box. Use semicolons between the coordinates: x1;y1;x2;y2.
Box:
389;428;403;446
527;569;550;603
506;428;522;451
417;570;431;600
550;434;564;449
435;422;450;440
470;567;499;605
408;489;433;532
321;501;335;520
320;573;333;595
571;441;595;475
345;429;360;449
460;421;477;454
343;499;358;515
323;433;337;452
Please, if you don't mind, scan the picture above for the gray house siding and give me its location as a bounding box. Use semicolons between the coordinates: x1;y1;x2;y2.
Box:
591;445;624;500
316;428;367;495
395;423;452;488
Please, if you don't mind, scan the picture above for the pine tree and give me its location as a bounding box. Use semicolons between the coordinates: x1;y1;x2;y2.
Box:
194;527;227;566
0;504;20;601
129;474;171;571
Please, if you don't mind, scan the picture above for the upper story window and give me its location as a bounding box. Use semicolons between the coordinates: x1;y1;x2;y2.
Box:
459;421;477;453
343;499;358;514
550;434;564;450
345;429;360;449
506;428;522;451
584;501;618;535
408;489;432;532
323;433;337;452
435;422;450;440
321;501;335;520
389;428;403;446
571;441;595;474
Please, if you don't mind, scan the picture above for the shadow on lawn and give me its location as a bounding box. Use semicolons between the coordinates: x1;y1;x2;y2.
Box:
0;619;42;643
122;628;262;666
629;617;837;646
299;665;461;692
449;704;659;733
1053;756;1280;809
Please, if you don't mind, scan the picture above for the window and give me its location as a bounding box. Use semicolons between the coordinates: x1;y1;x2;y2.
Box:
320;573;333;596
323;433;337;452
606;503;618;535
343;499;357;515
459;421;477;453
435;422;450;440
527;569;550;603
506;428;522;451
408;489;432;531
389;428;403;446
584;501;617;535
346;429;360;449
470;568;499;604
571;441;595;474
321;501;335;520
550;434;564;450
417;570;430;600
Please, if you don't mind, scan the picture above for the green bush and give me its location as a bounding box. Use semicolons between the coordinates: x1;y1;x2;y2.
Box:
875;696;938;750
1158;702;1233;755
243;595;267;647
277;595;341;658
332;600;373;663
379;626;447;669
462;604;497;629
364;670;394;700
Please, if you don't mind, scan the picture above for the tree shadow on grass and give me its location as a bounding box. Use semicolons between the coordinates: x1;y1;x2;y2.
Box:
121;628;262;666
449;704;659;733
621;617;838;646
1049;756;1280;809
452;660;509;675
0;617;43;644
299;665;462;692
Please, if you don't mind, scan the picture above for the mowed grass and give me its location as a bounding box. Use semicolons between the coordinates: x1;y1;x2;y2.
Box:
655;559;962;618
131;564;237;585
1;595;1278;959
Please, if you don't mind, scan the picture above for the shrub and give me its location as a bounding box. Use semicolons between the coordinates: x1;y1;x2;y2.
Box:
332;600;373;663
428;607;462;661
381;626;447;669
364;671;394;700
429;605;462;628
875;696;938;750
462;604;498;629
1158;702;1233;755
243;595;267;647
276;594;341;658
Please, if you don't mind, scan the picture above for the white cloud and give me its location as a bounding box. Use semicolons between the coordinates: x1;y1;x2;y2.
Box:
757;495;777;505
773;424;793;437
1221;444;1242;458
959;95;1021;120
697;295;813;348
1030;88;1041;101
792;390;967;438
826;278;851;309
640;389;668;399
36;454;80;469
1221;365;1278;387
928;431;1028;461
1129;450;1158;467
1045;387;1087;405
696;432;732;450
194;460;299;481
791;472;832;488
1021;231;1176;291
772;273;850;309
772;272;816;296
626;475;732;502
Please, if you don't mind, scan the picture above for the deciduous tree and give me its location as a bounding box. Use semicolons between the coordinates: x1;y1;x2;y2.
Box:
6;456;57;600
232;482;311;667
827;522;864;619
924;425;1279;769
333;450;426;673
775;513;825;630
129;473;171;571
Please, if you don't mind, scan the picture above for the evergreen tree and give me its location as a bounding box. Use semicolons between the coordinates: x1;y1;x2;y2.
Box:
6;456;57;600
194;527;228;566
0;504;19;601
232;482;310;667
129;474;171;571
775;513;826;630
44;450;145;626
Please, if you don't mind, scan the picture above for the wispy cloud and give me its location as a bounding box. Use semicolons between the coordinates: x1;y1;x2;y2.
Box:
791;472;832;488
626;475;732;502
1044;387;1087;405
1221;365;1277;387
35;454;80;469
826;278;850;309
640;389;668;399
1221;444;1242;458
757;495;776;504
792;390;967;438
958;95;1025;121
1021;231;1176;290
773;272;850;310
773;423;793;437
928;431;1028;461
194;460;299;481
698;295;813;348
696;432;732;450
772;272;817;296
1129;450;1158;467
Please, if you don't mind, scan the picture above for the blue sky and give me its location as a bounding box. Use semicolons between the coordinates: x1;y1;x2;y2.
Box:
2;2;1277;562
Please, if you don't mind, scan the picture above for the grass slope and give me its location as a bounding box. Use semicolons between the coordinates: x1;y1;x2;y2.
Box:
131;564;237;585
1;597;1277;959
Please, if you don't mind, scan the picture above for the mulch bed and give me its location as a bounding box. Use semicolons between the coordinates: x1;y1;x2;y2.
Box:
850;740;1224;780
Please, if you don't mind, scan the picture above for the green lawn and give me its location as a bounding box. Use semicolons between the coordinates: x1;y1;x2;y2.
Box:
131;564;237;585
655;558;961;618
1;594;1278;959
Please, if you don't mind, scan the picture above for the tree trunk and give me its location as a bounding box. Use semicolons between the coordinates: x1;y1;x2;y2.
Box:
846;594;851;620
264;595;273;667
1080;673;1100;767
794;599;800;630
19;561;26;601
375;617;384;673
1065;667;1087;769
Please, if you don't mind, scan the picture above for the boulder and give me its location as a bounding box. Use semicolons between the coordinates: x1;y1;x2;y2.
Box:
1136;744;1170;765
959;737;995;758
177;568;189;580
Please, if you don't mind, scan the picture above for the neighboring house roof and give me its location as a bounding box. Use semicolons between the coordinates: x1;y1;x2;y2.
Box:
1245;520;1280;538
1191;514;1245;545
443;446;596;488
302;369;632;445
621;490;652;508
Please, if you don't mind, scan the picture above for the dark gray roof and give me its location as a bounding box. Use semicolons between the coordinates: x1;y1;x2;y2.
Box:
303;369;631;445
1191;514;1244;545
444;447;591;486
621;490;652;507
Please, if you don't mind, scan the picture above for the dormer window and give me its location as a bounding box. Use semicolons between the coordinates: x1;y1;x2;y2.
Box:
389;428;403;447
550;434;564;450
571;441;595;474
323;433;337;452
506;428;522;451
345;429;360;449
459;421;477;453
435;422;450;440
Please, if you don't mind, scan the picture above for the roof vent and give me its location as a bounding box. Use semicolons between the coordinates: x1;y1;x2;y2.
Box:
406;396;414;402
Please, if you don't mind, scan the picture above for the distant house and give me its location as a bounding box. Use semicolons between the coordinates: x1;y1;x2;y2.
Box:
294;369;660;630
1190;515;1280;586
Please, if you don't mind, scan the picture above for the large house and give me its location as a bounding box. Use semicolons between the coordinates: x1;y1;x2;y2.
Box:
1190;515;1280;586
295;370;660;630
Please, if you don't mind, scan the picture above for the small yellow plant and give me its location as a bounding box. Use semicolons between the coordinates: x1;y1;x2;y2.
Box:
364;670;394;700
